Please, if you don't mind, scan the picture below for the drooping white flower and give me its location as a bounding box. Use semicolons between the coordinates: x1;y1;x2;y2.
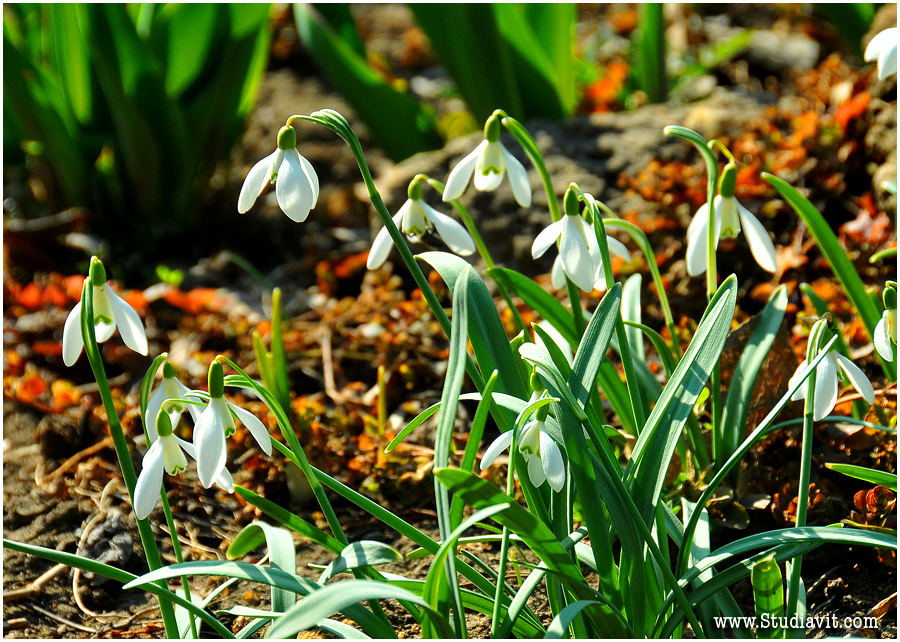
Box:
789;350;875;421
62;258;148;367
238;125;319;222
686;194;777;277
865;27;898;81
133;411;190;520
190;361;272;489
875;309;897;362
480;394;565;492
144;361;199;440
442;112;531;207
367;195;475;270
533;214;595;292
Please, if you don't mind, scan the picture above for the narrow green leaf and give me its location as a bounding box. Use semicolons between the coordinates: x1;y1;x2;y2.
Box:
763;173;892;379
634;3;668;103
159;4;219;97
825;463;898;492
569;284;622;406
318;541;402;584
720;285;788;470
752;553;784;639
227;522;297;613
521;3;577;113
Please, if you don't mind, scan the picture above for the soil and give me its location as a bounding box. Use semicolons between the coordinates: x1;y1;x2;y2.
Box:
3;4;897;640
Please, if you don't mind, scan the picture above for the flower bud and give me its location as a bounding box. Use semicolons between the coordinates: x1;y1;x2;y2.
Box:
90;257;107;287
163;360;175;379
209;361;225;399
563;186;580;218
535;403;550;423
484;113;502;143
718;163;737;199
884;285;897;311
408;176;424;201
277;125;297;151
529;371;545;394
156;409;174;438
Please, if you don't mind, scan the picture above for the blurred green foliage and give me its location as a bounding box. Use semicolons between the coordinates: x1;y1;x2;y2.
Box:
3;4;271;254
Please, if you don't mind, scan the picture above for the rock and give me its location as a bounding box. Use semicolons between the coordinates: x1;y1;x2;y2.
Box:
743;29;820;75
373;89;769;274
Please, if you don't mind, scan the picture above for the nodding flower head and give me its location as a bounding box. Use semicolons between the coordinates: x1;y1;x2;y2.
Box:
442;112;531;208
875;283;897;362
238;124;319;223
62;257;148;366
864;28;898;81
789;346;875;421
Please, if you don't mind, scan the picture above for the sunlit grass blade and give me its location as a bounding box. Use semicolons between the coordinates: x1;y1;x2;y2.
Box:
719;285;788;473
318;541;402;584
634;3;668;103
752;553;785;639
2;538;235;638
233;486;342;554
227;522;297;614
294;3;440;161
825;463;898;491
267;581;452;639
521;3;577;113
763;173;892;380
627;274;738;527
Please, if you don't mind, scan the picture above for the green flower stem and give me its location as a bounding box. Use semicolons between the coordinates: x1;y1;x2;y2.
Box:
580;189;647;430
425;176;530;338
786;321;826;629
665;126;723;462
502;114;586;336
79;278;179;638
161;495;198;639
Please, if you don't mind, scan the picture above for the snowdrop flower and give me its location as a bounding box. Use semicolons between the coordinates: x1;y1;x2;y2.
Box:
533;188;603;292
62;257;148;366
191;361;272;489
548;224;632;291
789;347;875;421
865;27;897;81
238;125;319;222
480;393;565;492
367;178;475;270
875;284;897;362
686;163;776;277
144;360;199;440
442;111;531;207
133;411;191;520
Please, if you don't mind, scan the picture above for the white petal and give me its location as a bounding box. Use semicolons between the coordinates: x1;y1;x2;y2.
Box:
170;378;201;423
474;167;504;192
276;151;315;222
145;385;167;441
367;210;406;270
425;204;476;256
532;219;565;259
526;454;546;488
134;439;165;520
443;144;482;202
606;236;632;262
228;401;272;456
94;320;117;344
813;354;838;421
686;204;711;277
480;431;514;470
214;467;235;494
297;152;320;205
789;360;810;401
835;353;875;405
193;402;227;488
105;287;148;356
499;145;532;207
877;40;898;80
551;255;566;290
560;218;594;292
162;436;188;475
238;151;278;213
864;29;892;62
539;432;566;493
875;315;894;361
737;203;777;273
62;301;85;366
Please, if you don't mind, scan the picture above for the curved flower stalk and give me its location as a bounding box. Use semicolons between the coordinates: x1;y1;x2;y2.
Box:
865;27;898;81
62;258;148;367
875;283;897;362
480;393;565;492
442;111;531;208
685;162;777;277
238;124;319;222
144;360;200;440
367;177;475;270
789;344;875;421
190;361;272;489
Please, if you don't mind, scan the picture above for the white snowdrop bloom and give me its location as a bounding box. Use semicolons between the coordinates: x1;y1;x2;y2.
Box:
533;213;595;292
865;27;898;81
367;194;475;270
133;412;191;520
480;394;565;493
144;361;199;441
875;308;897;362
442;113;531;207
238;125;319;222
62;258;148;367
789;350;875;421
